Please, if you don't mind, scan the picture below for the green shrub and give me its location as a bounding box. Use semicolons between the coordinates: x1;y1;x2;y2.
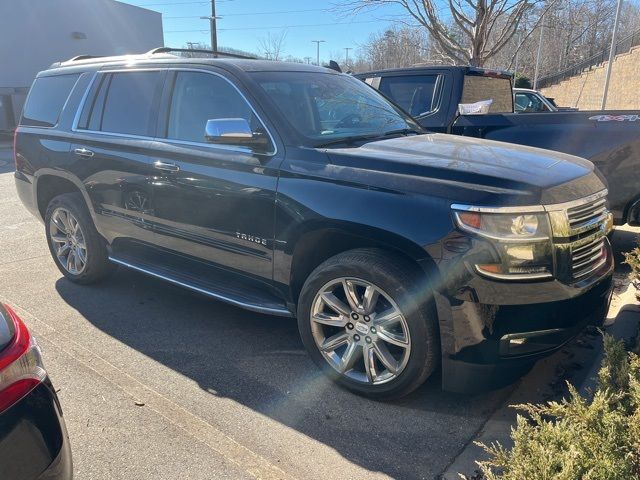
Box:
514;74;532;89
473;336;640;480
624;246;640;301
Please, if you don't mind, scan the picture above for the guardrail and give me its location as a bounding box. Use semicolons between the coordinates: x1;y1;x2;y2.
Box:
537;28;640;89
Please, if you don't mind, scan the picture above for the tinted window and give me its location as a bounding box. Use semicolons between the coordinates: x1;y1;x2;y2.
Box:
167;71;257;143
21;74;80;127
379;75;439;117
461;76;513;113
100;71;163;136
88;76;110;131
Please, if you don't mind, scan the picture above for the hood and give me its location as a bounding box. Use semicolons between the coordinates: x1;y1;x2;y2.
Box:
324;133;606;205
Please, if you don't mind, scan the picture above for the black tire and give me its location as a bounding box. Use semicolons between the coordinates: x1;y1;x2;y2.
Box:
45;192;115;284
297;248;440;399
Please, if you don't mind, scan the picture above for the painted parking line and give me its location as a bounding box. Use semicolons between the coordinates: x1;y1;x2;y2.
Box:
6;302;297;480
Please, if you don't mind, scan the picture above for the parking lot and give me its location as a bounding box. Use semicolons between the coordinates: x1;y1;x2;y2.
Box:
0;145;637;480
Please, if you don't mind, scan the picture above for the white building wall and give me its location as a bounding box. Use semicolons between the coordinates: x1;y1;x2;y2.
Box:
0;0;163;130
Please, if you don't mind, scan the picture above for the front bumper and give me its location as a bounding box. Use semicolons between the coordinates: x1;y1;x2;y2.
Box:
435;238;614;394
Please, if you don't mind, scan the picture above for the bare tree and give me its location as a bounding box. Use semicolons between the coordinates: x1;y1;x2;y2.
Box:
258;31;287;61
487;0;640;79
352;26;431;71
343;0;554;66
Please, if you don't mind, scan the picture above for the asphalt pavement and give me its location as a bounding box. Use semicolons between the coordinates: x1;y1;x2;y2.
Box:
0;144;637;480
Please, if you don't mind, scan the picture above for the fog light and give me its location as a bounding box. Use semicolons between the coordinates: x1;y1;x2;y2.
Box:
476;264;552;279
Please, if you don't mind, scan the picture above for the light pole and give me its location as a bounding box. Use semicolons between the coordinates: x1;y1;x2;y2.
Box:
344;47;352;67
533;18;545;90
514;32;522;79
311;40;325;66
602;0;624;110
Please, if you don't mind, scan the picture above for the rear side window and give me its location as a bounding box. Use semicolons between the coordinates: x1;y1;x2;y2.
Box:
378;75;439;117
79;71;163;136
461;75;513;113
21;74;80;127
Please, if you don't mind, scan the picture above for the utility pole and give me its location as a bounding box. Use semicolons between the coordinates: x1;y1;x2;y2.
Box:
344;47;352;67
533;17;545;90
311;40;325;66
210;0;217;52
200;0;219;52
602;0;623;110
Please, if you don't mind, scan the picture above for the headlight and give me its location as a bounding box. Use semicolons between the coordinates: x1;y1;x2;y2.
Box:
454;211;550;241
453;209;553;280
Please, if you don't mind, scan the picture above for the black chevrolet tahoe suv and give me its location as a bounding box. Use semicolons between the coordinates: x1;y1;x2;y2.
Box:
14;49;614;399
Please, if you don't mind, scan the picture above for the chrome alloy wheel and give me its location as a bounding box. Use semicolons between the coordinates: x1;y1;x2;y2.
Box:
49;208;87;275
310;278;411;385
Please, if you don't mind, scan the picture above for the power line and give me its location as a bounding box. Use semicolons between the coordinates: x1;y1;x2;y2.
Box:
164;8;330;19
138;0;231;6
166;19;380;33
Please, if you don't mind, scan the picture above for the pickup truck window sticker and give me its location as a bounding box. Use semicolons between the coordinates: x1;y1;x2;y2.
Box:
589;114;640;122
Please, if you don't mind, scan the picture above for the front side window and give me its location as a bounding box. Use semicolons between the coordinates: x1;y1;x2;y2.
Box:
167;71;261;144
21;74;80;127
251;71;419;146
378;75;439;117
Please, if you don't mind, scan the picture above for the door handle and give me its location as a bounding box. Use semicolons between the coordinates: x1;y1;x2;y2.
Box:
153;161;180;173
74;147;94;158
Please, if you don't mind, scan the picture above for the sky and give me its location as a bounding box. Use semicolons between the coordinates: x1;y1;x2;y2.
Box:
121;0;408;63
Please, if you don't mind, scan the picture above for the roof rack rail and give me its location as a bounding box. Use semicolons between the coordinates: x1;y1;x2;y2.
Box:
67;54;104;62
147;47;257;60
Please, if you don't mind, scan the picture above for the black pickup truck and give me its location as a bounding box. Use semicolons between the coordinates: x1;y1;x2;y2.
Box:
15;51;614;398
355;67;640;225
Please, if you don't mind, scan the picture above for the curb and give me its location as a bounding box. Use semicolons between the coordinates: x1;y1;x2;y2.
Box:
440;281;639;480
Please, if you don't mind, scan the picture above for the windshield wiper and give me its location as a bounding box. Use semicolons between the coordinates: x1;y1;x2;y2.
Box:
314;134;383;148
314;128;421;149
381;128;421;136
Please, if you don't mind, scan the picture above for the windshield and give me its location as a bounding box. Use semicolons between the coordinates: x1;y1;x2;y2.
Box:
250;71;420;147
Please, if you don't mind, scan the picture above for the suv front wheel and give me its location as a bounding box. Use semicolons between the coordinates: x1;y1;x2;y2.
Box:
45;192;114;284
298;249;439;399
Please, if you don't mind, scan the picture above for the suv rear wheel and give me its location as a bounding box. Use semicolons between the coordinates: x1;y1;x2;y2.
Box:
297;249;439;399
45;192;114;284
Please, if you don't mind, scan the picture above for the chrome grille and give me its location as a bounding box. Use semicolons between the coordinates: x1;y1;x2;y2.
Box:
546;189;611;283
571;235;607;279
567;196;607;232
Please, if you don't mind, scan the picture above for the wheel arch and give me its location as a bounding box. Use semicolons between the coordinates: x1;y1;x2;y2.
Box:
624;195;640;226
287;222;440;305
34;170;94;221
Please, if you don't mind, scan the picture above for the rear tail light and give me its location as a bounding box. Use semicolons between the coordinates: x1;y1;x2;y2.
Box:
0;305;46;414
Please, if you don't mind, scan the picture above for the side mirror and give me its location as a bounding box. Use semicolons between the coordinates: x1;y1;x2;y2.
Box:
204;118;272;153
205;118;254;144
